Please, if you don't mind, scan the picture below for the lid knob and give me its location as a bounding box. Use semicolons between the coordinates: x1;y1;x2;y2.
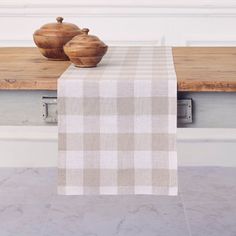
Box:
81;28;89;35
56;16;64;23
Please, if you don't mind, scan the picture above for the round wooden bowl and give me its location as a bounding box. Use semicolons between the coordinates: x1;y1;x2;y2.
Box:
33;17;81;61
64;28;108;67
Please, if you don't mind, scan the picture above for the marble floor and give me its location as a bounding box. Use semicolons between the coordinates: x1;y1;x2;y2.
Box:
0;167;236;236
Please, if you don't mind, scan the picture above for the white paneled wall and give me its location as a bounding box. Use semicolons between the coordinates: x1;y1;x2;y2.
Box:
1;0;236;167
0;0;236;46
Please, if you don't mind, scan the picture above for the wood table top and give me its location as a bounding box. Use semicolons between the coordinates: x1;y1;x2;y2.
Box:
0;47;236;92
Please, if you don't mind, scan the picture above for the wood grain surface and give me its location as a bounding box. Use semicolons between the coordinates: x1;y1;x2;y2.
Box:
0;47;70;90
173;47;236;92
0;47;236;92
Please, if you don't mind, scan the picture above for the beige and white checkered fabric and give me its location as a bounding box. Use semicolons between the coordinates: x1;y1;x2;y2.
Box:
58;46;177;195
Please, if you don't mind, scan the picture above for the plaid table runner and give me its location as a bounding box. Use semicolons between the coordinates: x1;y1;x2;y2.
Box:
58;46;177;195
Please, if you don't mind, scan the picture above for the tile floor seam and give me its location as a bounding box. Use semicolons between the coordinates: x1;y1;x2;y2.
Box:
1;167;236;236
180;194;193;236
39;202;54;236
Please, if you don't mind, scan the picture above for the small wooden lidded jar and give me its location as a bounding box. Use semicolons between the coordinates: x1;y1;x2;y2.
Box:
64;28;108;67
33;17;81;60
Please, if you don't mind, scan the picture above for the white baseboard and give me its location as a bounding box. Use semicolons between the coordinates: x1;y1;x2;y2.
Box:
0;126;236;167
0;126;58;167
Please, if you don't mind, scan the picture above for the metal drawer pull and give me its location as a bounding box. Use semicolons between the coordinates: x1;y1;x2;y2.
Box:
42;97;193;124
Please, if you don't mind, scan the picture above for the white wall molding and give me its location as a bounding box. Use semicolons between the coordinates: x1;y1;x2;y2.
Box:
1;1;236;46
0;126;57;141
178;128;236;143
1;3;236;17
2;126;236;143
1;126;236;167
0;39;235;47
0;40;162;47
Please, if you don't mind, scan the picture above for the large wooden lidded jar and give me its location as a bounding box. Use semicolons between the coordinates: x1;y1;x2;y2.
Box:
33;17;81;60
64;28;108;67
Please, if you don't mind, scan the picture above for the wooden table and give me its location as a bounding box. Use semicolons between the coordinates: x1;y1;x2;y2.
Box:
1;47;236;92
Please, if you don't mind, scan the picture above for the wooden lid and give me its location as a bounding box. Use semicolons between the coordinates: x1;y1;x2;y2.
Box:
34;17;81;37
65;28;107;48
